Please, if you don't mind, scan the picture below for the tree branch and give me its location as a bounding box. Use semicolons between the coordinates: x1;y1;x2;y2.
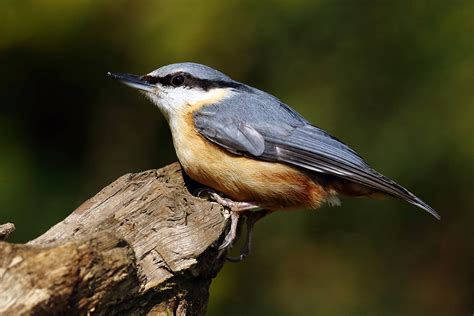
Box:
0;163;229;315
0;223;15;241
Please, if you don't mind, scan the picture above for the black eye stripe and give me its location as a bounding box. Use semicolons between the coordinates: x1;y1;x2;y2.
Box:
141;75;161;84
140;72;245;91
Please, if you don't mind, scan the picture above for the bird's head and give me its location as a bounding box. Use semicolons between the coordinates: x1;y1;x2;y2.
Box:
108;62;240;121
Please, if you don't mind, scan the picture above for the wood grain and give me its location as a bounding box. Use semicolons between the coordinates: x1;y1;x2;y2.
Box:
0;162;229;315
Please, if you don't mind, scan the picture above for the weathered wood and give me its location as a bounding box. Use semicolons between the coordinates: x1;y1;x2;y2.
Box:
0;223;15;241
0;163;229;315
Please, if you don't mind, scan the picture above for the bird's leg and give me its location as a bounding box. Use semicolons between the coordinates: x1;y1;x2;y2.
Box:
226;209;270;262
218;211;241;251
210;192;262;250
209;193;261;212
208;193;271;262
193;188;268;261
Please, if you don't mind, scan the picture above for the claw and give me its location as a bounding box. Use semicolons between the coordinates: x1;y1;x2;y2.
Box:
218;211;240;250
210;193;261;212
193;187;216;198
226;210;269;262
194;188;268;261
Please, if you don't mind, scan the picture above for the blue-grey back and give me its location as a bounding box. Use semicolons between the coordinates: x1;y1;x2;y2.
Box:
195;86;367;166
193;85;439;218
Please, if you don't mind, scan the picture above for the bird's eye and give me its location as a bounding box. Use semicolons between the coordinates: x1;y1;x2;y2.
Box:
171;75;185;87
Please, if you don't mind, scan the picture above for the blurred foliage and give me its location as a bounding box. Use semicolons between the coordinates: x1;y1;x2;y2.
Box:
1;0;473;315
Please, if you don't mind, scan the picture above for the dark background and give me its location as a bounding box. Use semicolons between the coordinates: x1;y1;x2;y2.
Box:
1;1;472;315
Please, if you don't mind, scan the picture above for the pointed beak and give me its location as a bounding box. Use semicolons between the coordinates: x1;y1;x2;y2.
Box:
107;72;155;92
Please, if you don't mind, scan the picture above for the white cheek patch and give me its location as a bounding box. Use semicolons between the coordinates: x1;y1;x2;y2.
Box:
166;87;233;110
144;86;234;122
168;87;232;109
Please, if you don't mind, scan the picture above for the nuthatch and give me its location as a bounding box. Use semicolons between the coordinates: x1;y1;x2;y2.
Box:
108;62;439;260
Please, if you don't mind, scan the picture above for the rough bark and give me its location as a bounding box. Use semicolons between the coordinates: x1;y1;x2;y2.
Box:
0;163;230;315
0;223;15;241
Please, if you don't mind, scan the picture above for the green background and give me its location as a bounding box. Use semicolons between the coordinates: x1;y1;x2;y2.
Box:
1;1;472;315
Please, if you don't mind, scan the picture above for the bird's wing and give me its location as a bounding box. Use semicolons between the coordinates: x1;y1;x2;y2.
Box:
193;89;439;219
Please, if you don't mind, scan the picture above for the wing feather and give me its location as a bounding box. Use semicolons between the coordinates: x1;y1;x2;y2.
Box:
193;89;439;219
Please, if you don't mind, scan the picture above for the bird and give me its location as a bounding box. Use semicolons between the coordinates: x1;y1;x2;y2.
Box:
108;62;439;260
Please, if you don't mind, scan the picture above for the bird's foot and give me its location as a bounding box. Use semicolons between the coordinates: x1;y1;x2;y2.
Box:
209;193;262;212
209;193;268;262
225;210;269;262
194;188;267;261
193;187;217;199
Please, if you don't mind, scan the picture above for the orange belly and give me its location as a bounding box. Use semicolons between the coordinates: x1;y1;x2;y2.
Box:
186;154;331;210
170;113;332;210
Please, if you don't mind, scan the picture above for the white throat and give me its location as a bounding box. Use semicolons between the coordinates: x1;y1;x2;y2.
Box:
145;87;233;123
